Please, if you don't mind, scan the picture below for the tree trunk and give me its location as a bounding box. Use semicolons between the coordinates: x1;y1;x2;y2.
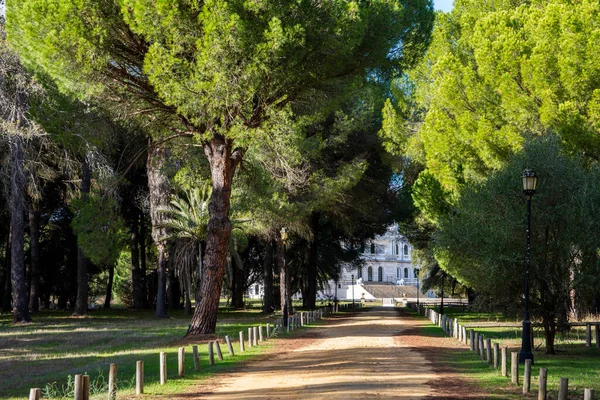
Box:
230;241;245;309
306;212;320;309
279;237;290;318
140;213;148;308
167;258;176;310
187;135;242;335
543;315;556;354
104;263;115;309
2;231;12;313
147;139;171;318
28;206;41;312
131;212;143;310
9;136;31;323
73;157;91;316
262;241;274;313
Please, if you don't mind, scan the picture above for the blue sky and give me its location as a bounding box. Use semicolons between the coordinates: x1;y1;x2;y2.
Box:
434;0;454;12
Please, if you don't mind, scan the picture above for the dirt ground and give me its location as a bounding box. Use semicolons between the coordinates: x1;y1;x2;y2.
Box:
175;307;482;400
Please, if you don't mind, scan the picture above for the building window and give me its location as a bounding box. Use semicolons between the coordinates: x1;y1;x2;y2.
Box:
378;266;383;282
395;243;399;255
338;283;341;289
414;269;419;278
368;267;373;281
404;268;409;278
370;243;375;254
403;244;409;257
358;267;362;279
397;267;400;278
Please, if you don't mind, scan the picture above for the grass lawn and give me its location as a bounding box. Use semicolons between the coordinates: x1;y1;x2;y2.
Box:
0;306;310;399
411;308;600;398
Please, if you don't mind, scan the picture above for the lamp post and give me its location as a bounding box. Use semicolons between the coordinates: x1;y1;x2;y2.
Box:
416;269;420;307
519;169;537;364
351;274;355;307
280;227;289;331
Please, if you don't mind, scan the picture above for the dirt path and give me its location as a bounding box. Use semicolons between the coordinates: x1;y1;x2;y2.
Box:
189;307;439;399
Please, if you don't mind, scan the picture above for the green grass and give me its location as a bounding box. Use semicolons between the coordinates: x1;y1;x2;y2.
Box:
0;307;315;399
410;309;600;399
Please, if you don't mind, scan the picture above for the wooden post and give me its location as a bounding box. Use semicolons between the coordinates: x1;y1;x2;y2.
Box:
192;345;200;371
301;312;304;326
511;352;519;385
215;341;224;360
108;363;118;400
178;347;185;377
160;352;167;384
253;326;258;346
585;388;594;400
558;378;568;400
586;323;592;347
136;360;144;394
259;325;264;341
501;347;508;377
248;327;253;348
596;325;600;348
208;341;215;366
239;331;245;352
493;343;499;368
479;336;485;360
225;335;235;356
523;359;532;393
29;388;41;400
463;327;467;345
267;323;271;338
538;367;547;400
83;376;90;400
74;375;84;400
470;331;475;351
486;338;492;364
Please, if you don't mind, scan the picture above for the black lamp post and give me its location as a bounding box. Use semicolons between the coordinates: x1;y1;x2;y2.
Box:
519;169;537;364
281;227;289;331
351;274;355;307
416;269;420;307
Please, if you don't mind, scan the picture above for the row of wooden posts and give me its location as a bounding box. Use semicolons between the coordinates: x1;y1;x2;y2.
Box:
412;303;596;400
27;304;362;400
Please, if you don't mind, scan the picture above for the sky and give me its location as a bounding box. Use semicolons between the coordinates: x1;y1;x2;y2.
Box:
434;0;454;12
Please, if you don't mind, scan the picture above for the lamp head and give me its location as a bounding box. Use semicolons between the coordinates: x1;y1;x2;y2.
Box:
522;169;537;197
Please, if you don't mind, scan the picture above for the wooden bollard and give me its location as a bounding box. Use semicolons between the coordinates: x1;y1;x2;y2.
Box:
596;325;600;348
585;388;594;400
160;352;167;384
469;330;475;351
586;324;592;347
558;377;568;400
178;347;185;377
239;331;245;352
215;340;224;360
248;327;253;348
267;323;271;338
511;352;519;385
136;360;144;394
523;359;532;393
300;312;304;326
208;342;215;366
479;336;485;360
493;343;499;368
259;325;264;341
192;345;200;371
74;374;84;400
83;376;90;400
474;332;479;352
29;388;41;400
501;347;508;377
486;338;492;364
253;326;258;346
108;363;118;400
463;327;467;345
225;335;235;356
538;367;547;400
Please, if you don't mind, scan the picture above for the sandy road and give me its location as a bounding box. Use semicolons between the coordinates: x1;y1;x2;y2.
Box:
196;307;436;399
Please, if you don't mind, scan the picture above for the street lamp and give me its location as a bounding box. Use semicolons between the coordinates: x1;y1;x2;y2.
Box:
416;269;420;307
351;274;355;307
519;169;537;364
280;227;289;331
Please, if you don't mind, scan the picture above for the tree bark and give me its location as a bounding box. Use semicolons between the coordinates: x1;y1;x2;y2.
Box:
104;263;115;309
131;211;143;310
9;136;31;323
28;205;41;312
262;241;275;313
2;231;12;313
187;135;242;335
139;212;148;308
279;237;291;317
73;157;91;316
147;139;171;318
306;212;320;309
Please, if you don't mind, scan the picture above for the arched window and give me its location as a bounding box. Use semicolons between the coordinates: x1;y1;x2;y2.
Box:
397;267;400;278
403;244;409;257
378;266;383;282
404;268;409;278
370;243;376;254
395;243;399;255
368;267;373;281
414;269;419;278
358;267;363;279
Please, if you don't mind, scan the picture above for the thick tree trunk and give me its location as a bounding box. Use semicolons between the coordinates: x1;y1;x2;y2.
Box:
73;157;91;316
28;206;41;312
9;137;31;323
543;315;556;354
104;263;114;309
306;212;320;309
131;212;143;310
2;232;12;313
262;241;275;313
187;135;242;335
147;140;171;318
230;242;245;309
279;237;291;318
